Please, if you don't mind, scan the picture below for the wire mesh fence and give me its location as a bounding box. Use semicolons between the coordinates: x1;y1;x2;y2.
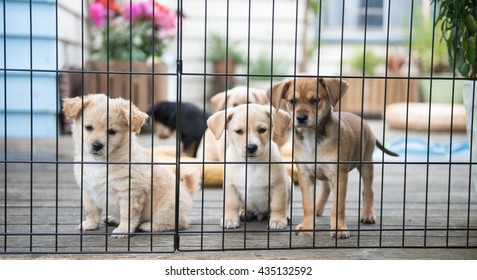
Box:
1;0;476;254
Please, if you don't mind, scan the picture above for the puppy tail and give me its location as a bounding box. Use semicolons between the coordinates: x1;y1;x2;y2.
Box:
376;140;399;157
180;166;202;197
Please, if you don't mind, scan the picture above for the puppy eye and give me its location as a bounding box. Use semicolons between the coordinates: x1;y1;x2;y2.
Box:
85;125;93;131
232;103;238;107
258;127;267;134
289;99;296;106
108;129;117;136
310;97;319;105
234;129;243;135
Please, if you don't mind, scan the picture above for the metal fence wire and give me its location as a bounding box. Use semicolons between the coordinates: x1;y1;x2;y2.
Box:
1;0;477;254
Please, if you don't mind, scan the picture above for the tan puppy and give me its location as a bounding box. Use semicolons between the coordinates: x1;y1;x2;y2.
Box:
207;104;292;229
271;78;398;238
198;86;288;162
63;94;199;238
197;87;270;162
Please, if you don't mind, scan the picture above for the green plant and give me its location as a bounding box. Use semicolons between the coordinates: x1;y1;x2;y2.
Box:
411;4;449;74
349;48;384;75
432;0;477;78
207;33;245;65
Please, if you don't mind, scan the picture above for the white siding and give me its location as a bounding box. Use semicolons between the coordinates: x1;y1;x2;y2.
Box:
180;0;309;104
58;0;91;68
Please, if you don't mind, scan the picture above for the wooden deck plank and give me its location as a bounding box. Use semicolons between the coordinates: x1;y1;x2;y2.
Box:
1;127;477;254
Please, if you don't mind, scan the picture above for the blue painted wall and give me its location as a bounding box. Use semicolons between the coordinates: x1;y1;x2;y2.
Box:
1;0;58;138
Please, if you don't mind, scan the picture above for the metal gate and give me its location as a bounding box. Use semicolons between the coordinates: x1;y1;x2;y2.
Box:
1;0;476;254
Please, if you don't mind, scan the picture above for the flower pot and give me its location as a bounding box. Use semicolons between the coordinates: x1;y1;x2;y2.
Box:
212;59;236;94
419;76;464;104
338;77;420;117
83;60;168;112
463;81;477;190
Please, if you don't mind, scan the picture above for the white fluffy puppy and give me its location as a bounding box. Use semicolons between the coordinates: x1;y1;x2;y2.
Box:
207;104;292;229
63;94;199;238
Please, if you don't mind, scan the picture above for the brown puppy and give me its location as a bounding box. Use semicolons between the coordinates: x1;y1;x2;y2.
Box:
63;94;200;237
271;78;398;238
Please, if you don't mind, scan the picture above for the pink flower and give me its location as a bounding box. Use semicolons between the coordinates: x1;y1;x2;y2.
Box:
88;3;107;28
158;28;176;40
139;0;177;30
155;8;177;30
141;1;155;19
123;2;144;22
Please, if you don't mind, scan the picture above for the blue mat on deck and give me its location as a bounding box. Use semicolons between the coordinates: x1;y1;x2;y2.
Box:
376;137;470;162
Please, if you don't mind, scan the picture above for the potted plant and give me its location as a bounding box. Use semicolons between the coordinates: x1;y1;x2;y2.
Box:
412;4;464;104
84;0;178;111
87;0;177;61
342;49;384;116
207;33;245;93
432;0;476;186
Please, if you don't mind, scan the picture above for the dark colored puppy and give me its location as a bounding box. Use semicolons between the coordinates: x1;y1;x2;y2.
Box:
148;101;211;157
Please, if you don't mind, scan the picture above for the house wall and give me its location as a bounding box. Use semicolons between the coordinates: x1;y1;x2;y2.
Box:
1;0;60;137
179;0;308;107
58;0;91;68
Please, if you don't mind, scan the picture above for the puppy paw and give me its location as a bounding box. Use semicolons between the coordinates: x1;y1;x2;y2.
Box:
296;223;313;236
111;227;130;238
330;229;350;239
221;217;240;229
269;217;288;230
360;212;376;224
79;220;99;231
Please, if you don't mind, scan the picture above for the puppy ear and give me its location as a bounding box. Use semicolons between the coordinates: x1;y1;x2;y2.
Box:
63;96;90;119
207;109;234;140
118;100;149;134
271;108;292;138
210;91;226;111
130;106;149;134
270;80;292;111
251;89;269;105
321;78;349;107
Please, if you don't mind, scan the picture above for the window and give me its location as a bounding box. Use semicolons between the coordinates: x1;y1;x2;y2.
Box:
358;0;384;28
318;0;409;43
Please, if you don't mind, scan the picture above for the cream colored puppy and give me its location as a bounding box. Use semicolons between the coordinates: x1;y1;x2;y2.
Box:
207;104;292;229
63;94;199;238
198;86;289;162
196;87;269;162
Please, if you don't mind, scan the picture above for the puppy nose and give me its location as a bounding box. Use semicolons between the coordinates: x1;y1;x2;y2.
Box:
296;114;308;124
246;144;258;155
92;141;104;152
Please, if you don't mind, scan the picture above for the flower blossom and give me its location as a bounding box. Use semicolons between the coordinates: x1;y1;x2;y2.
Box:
123;2;144;22
88;3;107;28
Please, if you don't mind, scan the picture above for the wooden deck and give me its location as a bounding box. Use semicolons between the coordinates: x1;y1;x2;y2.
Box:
1;122;477;255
